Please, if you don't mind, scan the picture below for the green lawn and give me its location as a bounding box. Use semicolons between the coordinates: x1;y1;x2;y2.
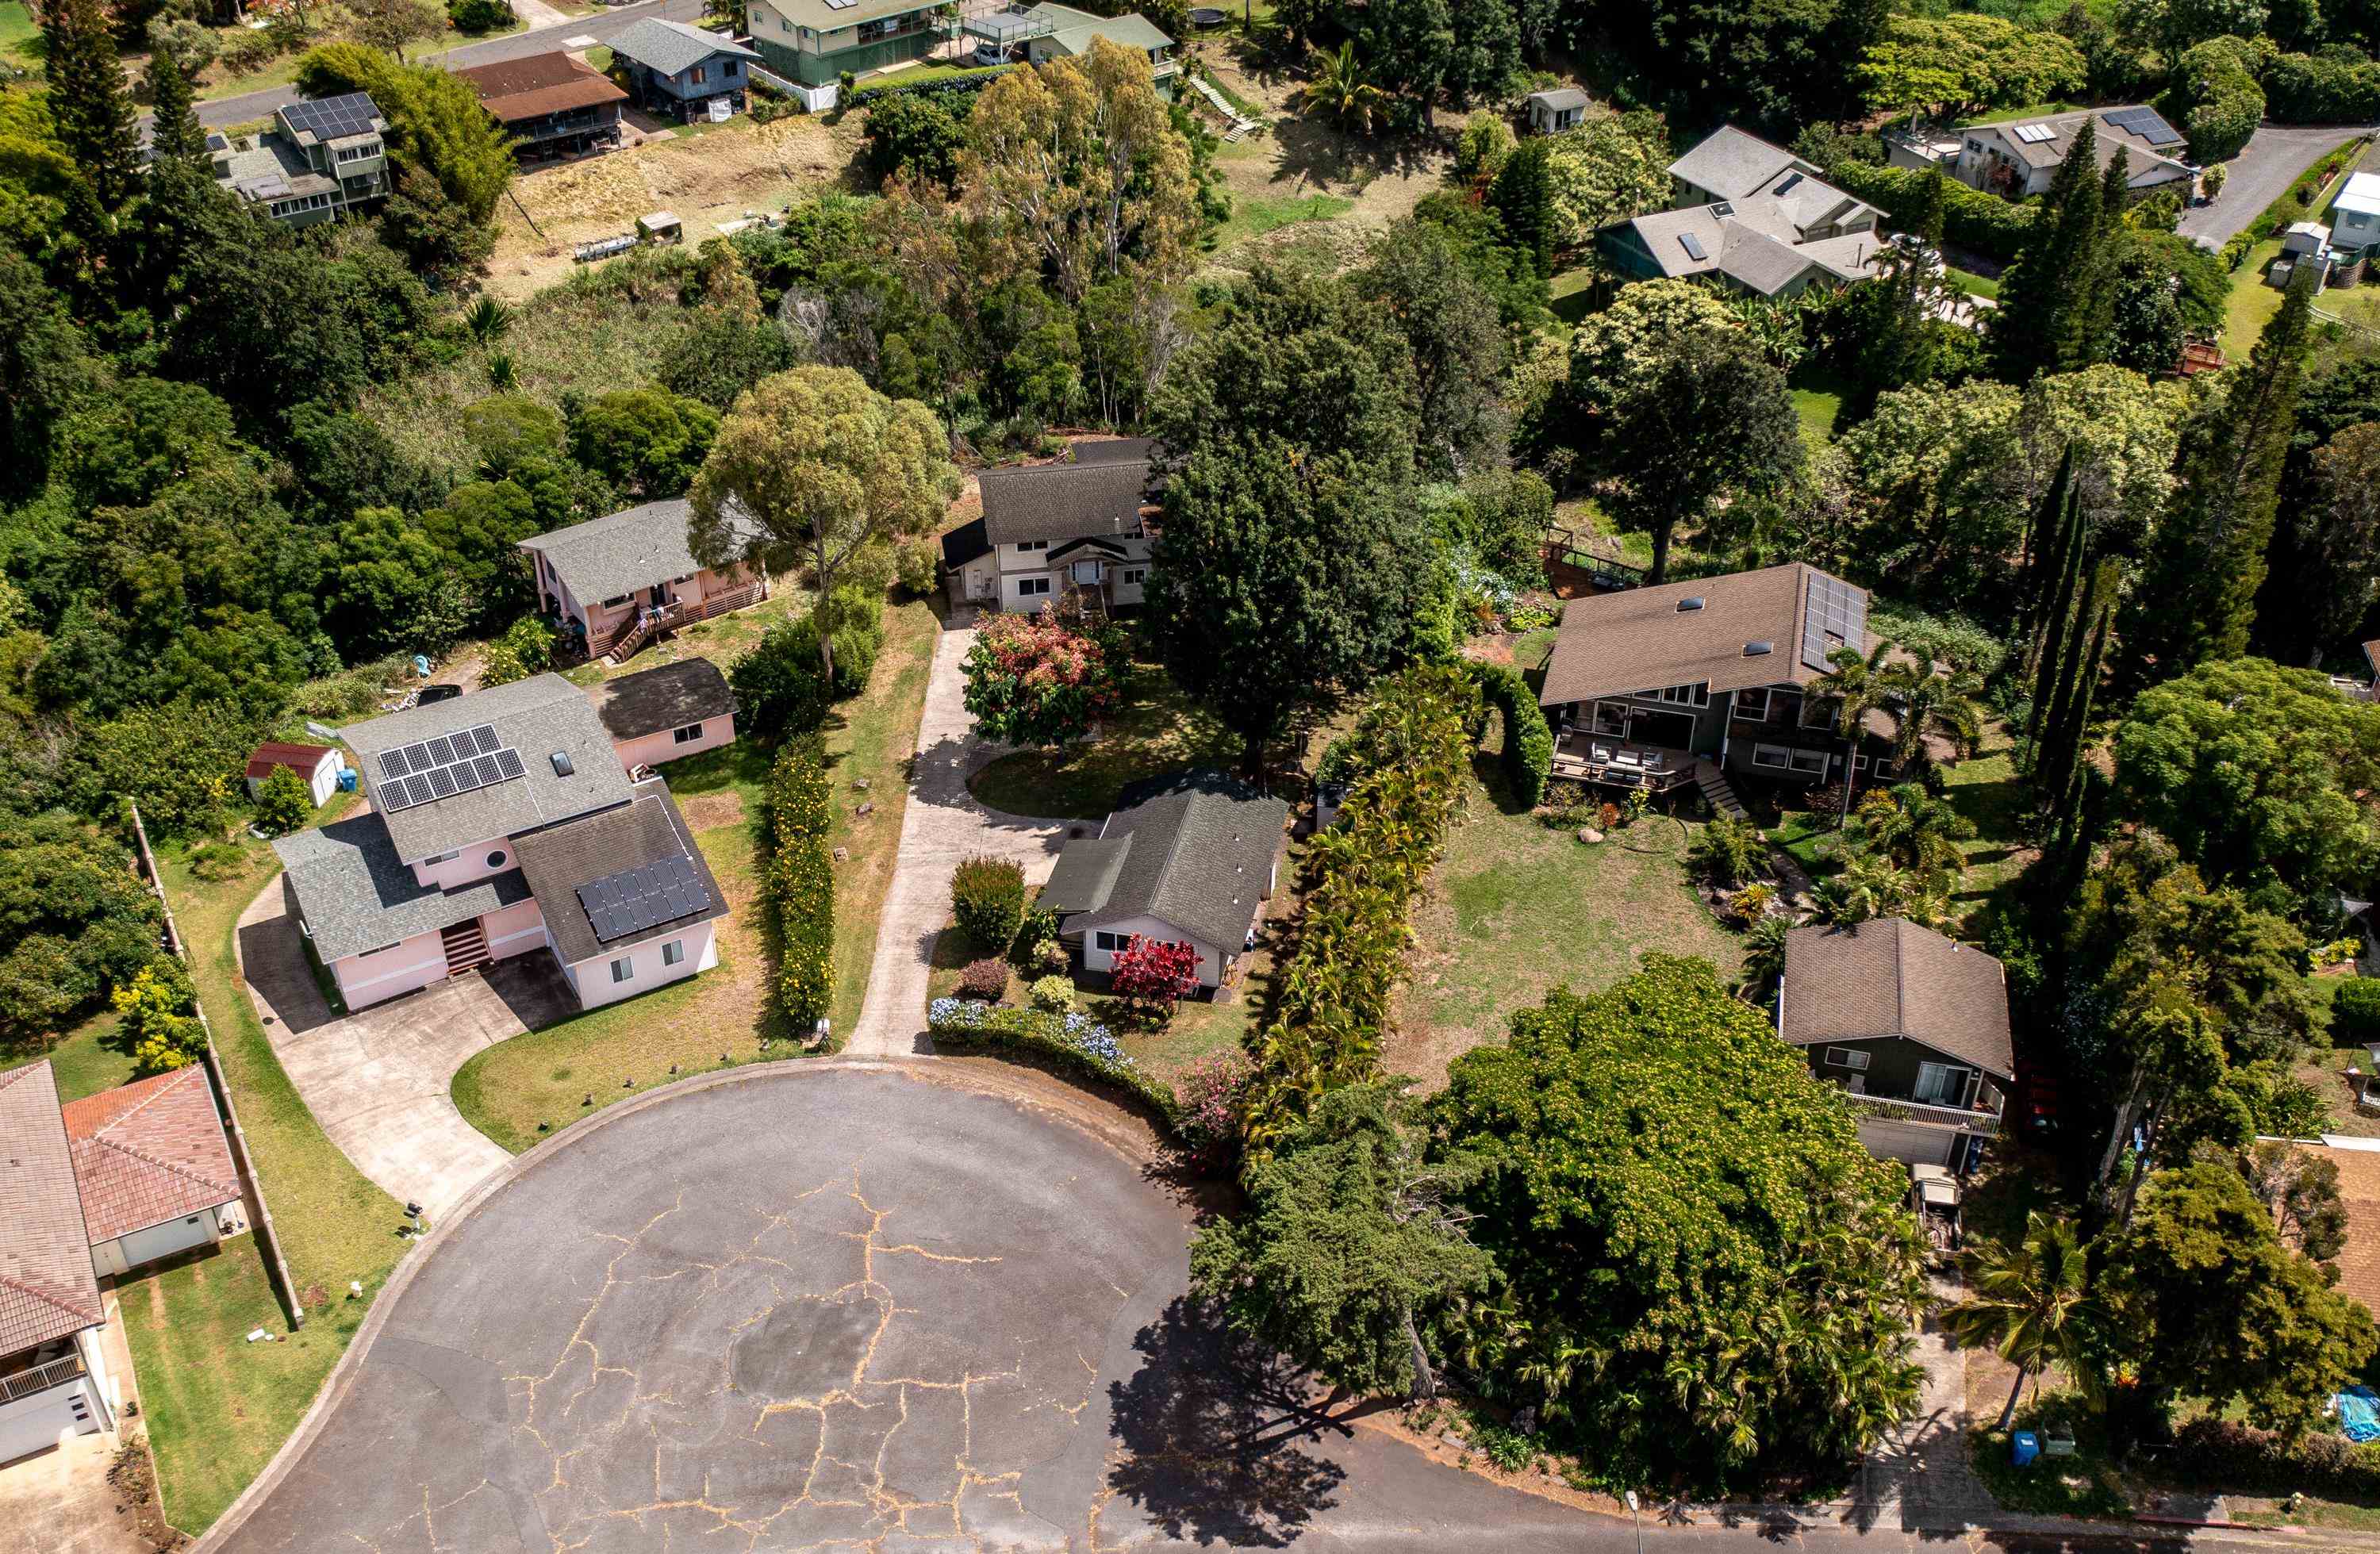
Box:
1947;266;2001;300
1969;1395;2133;1519
1956;100;2087;126
1204;190;1357;256
2228;1494;2380;1532
36;1011;140;1101
0;0;39;71
969;659;1240;819
1787;362;1855;447
1938;733;2035;929
1549;266;1598;328
865;60;1007;88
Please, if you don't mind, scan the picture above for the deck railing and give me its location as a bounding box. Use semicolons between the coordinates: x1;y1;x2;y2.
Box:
598;579;768;662
0;1353;85;1405
1849;1092;2002;1137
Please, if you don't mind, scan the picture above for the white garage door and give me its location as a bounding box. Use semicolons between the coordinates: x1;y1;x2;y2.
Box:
1858;1118;1956;1167
116;1213;214;1272
0;1379;94;1465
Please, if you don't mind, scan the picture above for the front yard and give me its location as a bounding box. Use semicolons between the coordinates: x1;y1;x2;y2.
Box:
968;658;1241;819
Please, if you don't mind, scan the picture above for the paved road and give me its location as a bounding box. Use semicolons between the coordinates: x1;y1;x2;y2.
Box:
2179;121;2377;246
193;0;706;128
846;609;1068;1056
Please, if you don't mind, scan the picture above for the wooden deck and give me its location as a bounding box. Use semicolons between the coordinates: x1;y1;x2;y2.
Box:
1549;732;1748;818
598;580;767;665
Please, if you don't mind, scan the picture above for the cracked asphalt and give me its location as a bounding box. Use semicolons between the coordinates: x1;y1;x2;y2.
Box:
205;1065;1595;1552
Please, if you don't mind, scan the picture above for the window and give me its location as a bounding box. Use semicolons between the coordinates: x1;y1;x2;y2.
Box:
1122;567;1146;585
1915;1062;1969;1106
486;850;508;869
1790;747;1829;776
1093;930;1125;953
1015;539;1049;553
723;59;738;75
1825;1047;1871;1071
691;65;707;82
610;957;635;984
601;593;633;608
1732;689;1772;722
1590;700;1630;736
673;722;706;745
424;850;460;865
1752;744;1792;770
662;940;685;967
1017;577;1053;598
1656;684;1710;707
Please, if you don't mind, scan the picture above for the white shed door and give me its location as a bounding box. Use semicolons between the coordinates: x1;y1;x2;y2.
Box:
117;1214;214;1272
1858;1119;1957;1167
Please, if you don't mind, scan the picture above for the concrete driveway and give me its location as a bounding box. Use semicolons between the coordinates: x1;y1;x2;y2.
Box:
235;882;574;1222
2180;121;2377;247
846;611;1069;1056
199;1063;1602;1553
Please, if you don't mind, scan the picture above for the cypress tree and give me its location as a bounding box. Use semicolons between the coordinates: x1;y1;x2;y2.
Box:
1992;117;2106;381
2019;446;2075;628
2026;494;2086;760
145;45;208;170
1489;139;1553;280
43;0;141;217
2037;558;2117;807
1913;167;1947;249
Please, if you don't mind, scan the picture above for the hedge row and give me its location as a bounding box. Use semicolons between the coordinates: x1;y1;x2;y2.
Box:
1821;159;2038;264
1468;660;1553;808
2220;138;2370;270
2166;1417;2380;1499
926;996;1180;1126
769;736;835;1029
1242;663;1481;1154
846;67;1012;108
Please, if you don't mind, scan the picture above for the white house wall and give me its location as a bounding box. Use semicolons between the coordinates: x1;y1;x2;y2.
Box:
1081;915;1224;988
612;715;736;773
332;927;451;1009
565;920;720;1011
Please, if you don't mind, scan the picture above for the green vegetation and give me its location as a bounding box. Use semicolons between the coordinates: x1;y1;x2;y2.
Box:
1204;190;1356;255
1948;266;2002;300
969;659;1238;818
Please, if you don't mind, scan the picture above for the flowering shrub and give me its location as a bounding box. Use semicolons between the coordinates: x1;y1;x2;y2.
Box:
960;609;1122;747
1173;1050;1249;1174
1110;935;1199;1023
1027;974;1073;1012
958;956;1010;1000
927;997;1177;1122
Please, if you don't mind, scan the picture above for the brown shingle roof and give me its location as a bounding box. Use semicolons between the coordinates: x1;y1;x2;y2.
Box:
246;742;335;781
2308;1144;2380;1321
453;52;627;123
1780;918;2014;1078
977;451;1154;547
62;1067;242;1245
590;658;735;743
0;1062;103;1354
1538;562;1864;708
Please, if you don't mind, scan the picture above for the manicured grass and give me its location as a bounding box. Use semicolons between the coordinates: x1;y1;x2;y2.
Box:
863;60;1008;88
2228;1493;2380;1531
0;0;40;70
1938;731;2035;929
1549;266;1598;327
451;595;940;1145
1787;362;1855;447
1969;1397;2133;1520
969;658;1240;819
1768;801;1840;880
1948;266;2001;300
31;1011;141;1102
2222;243;2290;362
1204;190;1356;255
1956;100;2087;126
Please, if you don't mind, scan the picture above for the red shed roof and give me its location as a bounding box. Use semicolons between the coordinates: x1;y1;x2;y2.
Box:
246;742;335;781
62;1067;242;1245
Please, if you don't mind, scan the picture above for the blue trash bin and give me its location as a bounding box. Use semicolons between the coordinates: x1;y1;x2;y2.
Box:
2010;1430;2040;1468
337;767;359;793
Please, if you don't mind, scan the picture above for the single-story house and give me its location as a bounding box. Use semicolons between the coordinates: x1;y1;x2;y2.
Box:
592;658;738;771
1020;4;1178;95
519;497;768;665
63;1066;247;1281
453;52;627;159
605;18;760;122
1909;106;2194;202
1039;771;1286;990
0;1062;117;1465
2334;171;2380;259
1779;917;2013;1169
943;438;1157;612
747;0;949;88
273;675;723;1014
1535;562;1907;796
1601;125;1887;298
1525;86;1588;135
245;742;345;806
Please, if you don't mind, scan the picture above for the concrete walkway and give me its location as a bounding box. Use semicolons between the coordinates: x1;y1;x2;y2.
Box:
845;610;1069;1056
233;881;571;1221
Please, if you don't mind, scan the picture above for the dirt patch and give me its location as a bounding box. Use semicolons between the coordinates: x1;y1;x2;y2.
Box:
680;790;747;832
106;1440;188;1552
487;114;862;300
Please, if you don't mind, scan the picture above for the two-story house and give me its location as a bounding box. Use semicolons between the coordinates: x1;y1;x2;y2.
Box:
1019;5;1178;97
1891;106;2194;203
273;675;727;1013
747;0;951;87
606;18;762;121
455;52;628;160
1600;125;1887;298
209;92;390;226
941;439;1157;613
518;497;769;664
1779;917;2014;1171
1534;562;1906;803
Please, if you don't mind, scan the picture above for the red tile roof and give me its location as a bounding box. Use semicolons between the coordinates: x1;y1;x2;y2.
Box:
246;742;335;781
62;1067;241;1245
0;1062;103;1355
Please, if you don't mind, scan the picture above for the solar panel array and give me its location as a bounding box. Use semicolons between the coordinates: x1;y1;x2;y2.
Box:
281;93;381;143
1800;572;1867;673
577;854;711;943
373;723;528;813
2102;106;2183;149
2012;123;2056;145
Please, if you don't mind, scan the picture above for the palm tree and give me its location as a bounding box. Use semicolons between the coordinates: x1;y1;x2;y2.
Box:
1816;851;1911;925
1740;914;1790;998
1879;664;1986;777
1857;783;1976;883
486;351;519;392
463;295;513;347
1298;41;1387;134
1940;1212;2098;1431
1808;642;1894;823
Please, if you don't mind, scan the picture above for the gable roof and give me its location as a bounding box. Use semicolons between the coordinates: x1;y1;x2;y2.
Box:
332;674;636;863
605;17;760;76
1055;771;1286;950
1027;2;1174;53
1528;86;1590;112
519;497;758;608
2301;1142;2380;1320
62;1068;241;1245
1538;563;1865;708
512;783;727;966
1982;108;2193;185
0;1061;104;1355
246;742;336;781
453;52;628;122
1667;125;1816;201
592;658;736;743
977;446;1156;547
2337;172;2380;221
1779;918;2013;1079
1615;136;1881;295
274;812;537;962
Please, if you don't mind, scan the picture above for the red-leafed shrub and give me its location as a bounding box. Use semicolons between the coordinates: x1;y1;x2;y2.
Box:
1111;935;1200;1023
961;609;1122;747
958;956;1010;1001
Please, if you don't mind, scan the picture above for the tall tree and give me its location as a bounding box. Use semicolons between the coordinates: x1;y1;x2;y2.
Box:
1351;218;1510;478
1605;328;1803;582
144;44;209;169
41;0;141;219
689;366;958;681
1144;264;1435;777
2263;421;2380;668
1940;1213;2098;1429
2035;558;2117;811
1991;117;2108;381
2125;270;2317;683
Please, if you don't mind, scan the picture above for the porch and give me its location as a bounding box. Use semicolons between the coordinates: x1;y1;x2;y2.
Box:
1549;731;1699;792
589;579;768;665
1845;1088;2004;1138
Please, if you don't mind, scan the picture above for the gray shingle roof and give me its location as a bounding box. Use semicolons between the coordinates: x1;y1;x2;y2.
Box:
1529;87;1590;111
978;455;1154;547
1780;918;2014;1079
0;1061;104;1356
513;783;726;967
519;498;758;609
1668;125;1806;201
335;674;637;863
605;17;760;76
592;658;736;742
1539;563;1864;708
1058;771;1286;951
274;812;536;962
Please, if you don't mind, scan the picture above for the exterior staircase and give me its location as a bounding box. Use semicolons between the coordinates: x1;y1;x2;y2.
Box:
1692;758;1748;820
440;919;491;977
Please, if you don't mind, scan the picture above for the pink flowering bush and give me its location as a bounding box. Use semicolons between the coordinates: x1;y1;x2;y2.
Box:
1173;1049;1250;1173
961;609;1122;747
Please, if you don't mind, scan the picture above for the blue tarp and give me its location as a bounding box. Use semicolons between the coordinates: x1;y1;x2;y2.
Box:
2337;1385;2380;1443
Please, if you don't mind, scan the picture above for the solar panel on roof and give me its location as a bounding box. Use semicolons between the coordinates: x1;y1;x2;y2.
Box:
493;748;526;781
472;754;503;786
282;92;380;141
380;748;412;780
425;734;457;767
1800;571;1868;673
470;723;501;755
2013;123;2056;144
576;854;712;943
425;765;458;800
451;759;484;794
1679;232;1708;262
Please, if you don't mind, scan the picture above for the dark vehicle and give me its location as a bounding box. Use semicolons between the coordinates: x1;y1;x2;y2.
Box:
417;684;464;705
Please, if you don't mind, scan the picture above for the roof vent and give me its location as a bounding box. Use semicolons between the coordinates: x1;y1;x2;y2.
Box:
1676;597;1706;612
550;751;574;777
1745;640;1774;656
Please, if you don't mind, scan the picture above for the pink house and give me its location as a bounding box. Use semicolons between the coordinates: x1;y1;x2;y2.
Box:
592;658;738;773
519;498;768;665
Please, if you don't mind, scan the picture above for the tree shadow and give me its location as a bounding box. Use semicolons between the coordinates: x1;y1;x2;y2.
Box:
1266;115;1440;192
1104;1296;1349;1548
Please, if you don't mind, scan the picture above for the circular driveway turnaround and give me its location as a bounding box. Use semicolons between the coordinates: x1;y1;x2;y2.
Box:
205;1064;1596;1552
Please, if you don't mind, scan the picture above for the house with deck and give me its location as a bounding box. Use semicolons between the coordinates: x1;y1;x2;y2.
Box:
1779;918;2013;1170
519;498;768;664
747;0;951;87
1600;126;1888;299
1039;771;1285;991
593;658;738;772
1889;106;2194;203
454;52;627;159
273;675;726;1013
605;18;761;121
1018;5;1178;95
942;439;1157;614
1534;562;1906;812
209;92;390;226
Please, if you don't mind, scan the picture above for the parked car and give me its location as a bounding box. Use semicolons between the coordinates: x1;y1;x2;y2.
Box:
970;41;1010;67
417;684;464;705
